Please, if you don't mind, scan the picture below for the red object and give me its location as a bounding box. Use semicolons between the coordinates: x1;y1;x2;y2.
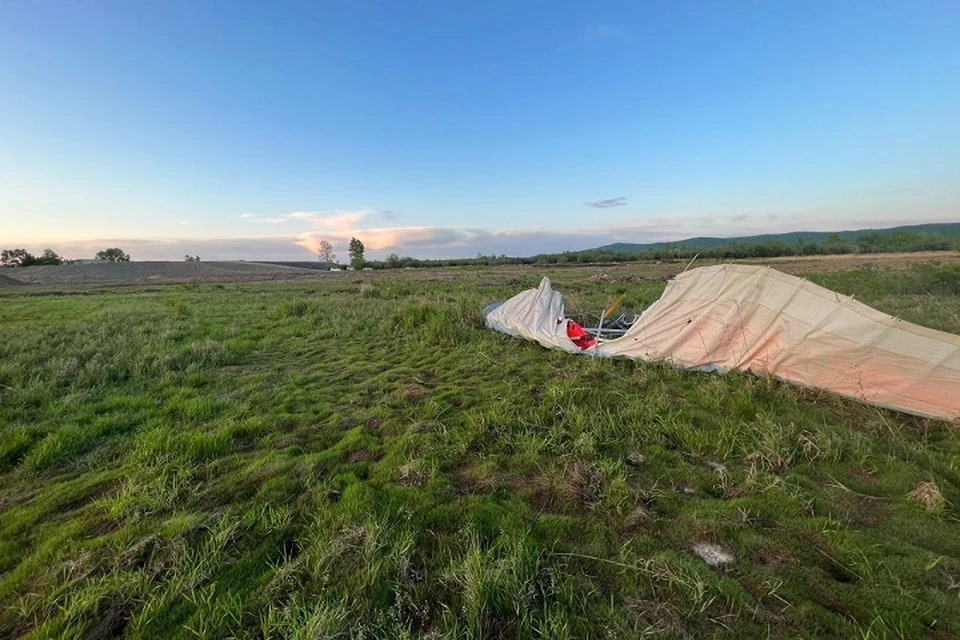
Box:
566;321;596;350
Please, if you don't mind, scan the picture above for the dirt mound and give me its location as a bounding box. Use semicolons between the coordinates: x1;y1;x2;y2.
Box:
0;272;24;287
10;261;326;288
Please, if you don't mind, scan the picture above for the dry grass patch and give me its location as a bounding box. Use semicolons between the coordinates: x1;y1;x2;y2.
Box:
908;481;946;513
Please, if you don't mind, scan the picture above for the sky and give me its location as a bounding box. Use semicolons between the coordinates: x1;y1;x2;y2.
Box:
1;1;958;261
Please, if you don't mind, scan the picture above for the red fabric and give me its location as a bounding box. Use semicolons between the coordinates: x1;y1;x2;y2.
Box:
566;321;596;350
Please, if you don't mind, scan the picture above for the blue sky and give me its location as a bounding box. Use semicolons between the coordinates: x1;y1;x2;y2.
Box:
1;1;958;260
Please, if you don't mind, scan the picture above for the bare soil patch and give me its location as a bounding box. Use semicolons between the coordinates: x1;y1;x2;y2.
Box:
6;261;324;288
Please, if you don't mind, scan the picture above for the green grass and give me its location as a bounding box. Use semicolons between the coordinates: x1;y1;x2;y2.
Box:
1;264;959;638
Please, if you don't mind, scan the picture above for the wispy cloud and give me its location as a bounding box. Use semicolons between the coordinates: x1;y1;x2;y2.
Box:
313;210;370;230
587;196;628;209
240;209;371;228
238;214;274;223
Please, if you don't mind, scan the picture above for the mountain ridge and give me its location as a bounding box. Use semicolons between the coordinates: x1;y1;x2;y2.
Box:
597;222;960;254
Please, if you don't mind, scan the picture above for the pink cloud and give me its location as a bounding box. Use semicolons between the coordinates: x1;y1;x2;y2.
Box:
240;209;371;227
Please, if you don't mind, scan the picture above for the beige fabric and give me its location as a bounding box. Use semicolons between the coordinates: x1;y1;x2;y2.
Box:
484;277;580;353
487;265;960;421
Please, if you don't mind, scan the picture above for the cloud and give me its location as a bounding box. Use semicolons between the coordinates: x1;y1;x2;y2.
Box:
381;210;399;220
180;221;191;226
313;210;370;230
587;197;628;209
295;226;492;256
242;214;296;224
241;209;371;228
729;214;749;223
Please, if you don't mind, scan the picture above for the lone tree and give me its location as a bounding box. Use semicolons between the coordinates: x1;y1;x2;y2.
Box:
348;237;365;270
37;249;63;265
96;248;131;262
317;239;336;267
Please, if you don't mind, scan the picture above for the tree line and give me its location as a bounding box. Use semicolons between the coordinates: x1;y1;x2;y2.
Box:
345;229;960;270
1;247;130;267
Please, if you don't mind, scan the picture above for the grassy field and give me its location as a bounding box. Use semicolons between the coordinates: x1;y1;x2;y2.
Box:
1;261;959;639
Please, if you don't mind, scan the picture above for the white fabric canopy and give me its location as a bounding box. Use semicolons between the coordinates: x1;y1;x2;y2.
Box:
485;265;960;422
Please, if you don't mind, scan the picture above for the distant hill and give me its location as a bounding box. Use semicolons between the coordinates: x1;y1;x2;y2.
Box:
598;222;960;254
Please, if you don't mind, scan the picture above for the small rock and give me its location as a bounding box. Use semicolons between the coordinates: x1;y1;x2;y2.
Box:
681;487;696;496
705;461;728;476
626;451;646;467
692;542;734;568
